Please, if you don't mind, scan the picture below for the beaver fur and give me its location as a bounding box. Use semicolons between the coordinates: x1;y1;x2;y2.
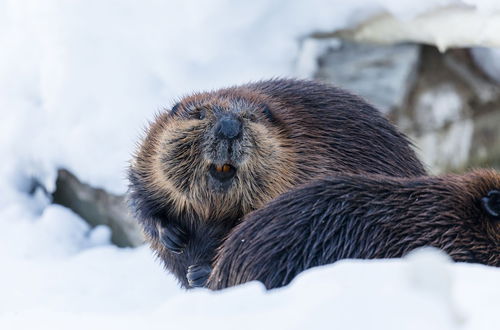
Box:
207;170;500;290
128;78;426;288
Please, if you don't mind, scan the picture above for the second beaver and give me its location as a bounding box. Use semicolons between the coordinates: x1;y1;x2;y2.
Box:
208;170;500;290
128;79;426;288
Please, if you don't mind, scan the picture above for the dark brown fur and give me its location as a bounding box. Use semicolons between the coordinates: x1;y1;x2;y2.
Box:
208;170;500;290
128;78;426;288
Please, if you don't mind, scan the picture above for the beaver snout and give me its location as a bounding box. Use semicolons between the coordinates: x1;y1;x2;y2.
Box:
214;115;241;140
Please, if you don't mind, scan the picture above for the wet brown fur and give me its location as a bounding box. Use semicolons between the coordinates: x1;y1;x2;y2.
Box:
208;170;500;290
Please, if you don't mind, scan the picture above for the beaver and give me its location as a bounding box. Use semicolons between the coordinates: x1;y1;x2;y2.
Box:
207;170;500;290
128;78;426;288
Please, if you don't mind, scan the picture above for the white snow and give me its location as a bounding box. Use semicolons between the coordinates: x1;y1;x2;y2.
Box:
1;1;500;329
338;6;500;51
1;239;499;330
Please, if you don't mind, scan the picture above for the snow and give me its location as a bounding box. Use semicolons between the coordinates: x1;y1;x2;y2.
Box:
1;1;500;329
339;6;500;51
1;240;500;330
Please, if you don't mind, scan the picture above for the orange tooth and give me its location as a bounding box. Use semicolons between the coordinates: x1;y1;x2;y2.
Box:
222;164;231;172
216;165;223;172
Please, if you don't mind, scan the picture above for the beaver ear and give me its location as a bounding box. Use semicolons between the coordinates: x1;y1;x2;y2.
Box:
261;104;277;124
170;103;181;115
481;190;500;221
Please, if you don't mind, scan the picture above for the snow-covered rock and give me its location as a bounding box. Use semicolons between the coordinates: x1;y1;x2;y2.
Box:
335;6;500;51
52;169;143;247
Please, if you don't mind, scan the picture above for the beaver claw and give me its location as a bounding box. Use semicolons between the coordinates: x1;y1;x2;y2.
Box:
481;190;500;221
159;223;188;254
187;264;211;288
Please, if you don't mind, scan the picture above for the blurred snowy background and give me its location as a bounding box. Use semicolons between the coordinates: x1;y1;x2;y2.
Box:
1;1;500;329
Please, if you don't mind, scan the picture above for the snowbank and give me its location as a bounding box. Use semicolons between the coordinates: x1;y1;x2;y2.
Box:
2;233;499;330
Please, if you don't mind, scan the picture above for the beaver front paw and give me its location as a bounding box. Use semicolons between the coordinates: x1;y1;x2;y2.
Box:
481;190;500;221
158;223;188;254
187;264;211;288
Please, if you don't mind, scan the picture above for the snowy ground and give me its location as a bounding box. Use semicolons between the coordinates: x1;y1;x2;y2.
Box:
1;1;500;329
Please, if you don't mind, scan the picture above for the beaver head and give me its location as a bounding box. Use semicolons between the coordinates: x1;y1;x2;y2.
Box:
130;89;297;221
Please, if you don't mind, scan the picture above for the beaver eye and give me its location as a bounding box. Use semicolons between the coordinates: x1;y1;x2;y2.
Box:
198;109;206;120
244;113;257;122
262;106;276;123
170;103;181;115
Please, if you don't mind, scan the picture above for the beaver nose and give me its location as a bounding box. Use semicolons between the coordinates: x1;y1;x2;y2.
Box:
215;115;241;140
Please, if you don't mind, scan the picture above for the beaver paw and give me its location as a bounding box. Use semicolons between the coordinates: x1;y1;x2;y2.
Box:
159;223;188;254
481;190;500;221
187;264;211;288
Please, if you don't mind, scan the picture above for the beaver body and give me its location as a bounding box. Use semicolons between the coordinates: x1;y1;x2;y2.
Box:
128;79;425;288
208;170;500;290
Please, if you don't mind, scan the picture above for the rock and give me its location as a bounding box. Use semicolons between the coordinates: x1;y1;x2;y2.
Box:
299;5;500;173
413;84;463;132
315;41;420;114
295;38;341;79
415;119;474;173
302;41;500;173
471;47;500;84
401;46;499;172
52;169;143;247
410;83;474;172
469;110;500;168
